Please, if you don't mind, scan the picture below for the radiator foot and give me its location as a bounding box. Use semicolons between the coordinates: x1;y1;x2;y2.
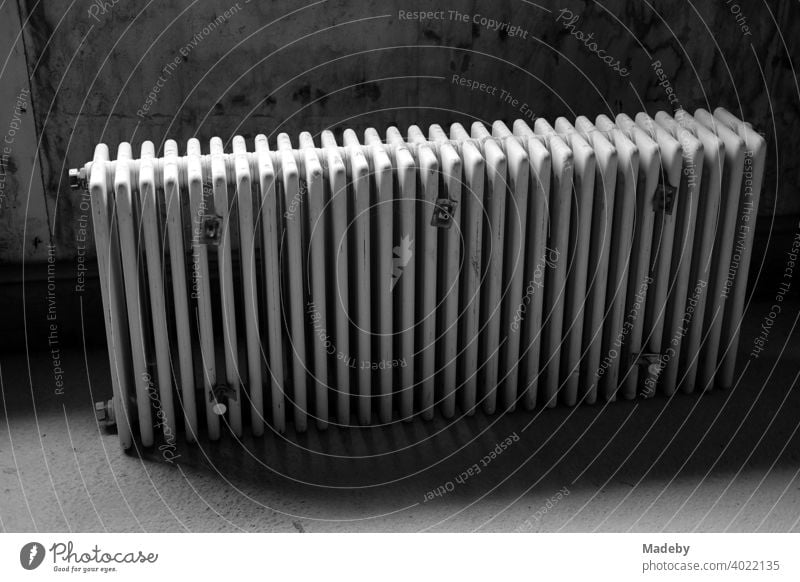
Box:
94;398;116;428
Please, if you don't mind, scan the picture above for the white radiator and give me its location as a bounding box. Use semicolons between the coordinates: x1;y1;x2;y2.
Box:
71;107;765;450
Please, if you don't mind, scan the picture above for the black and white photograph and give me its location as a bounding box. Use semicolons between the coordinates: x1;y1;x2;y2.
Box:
0;0;798;578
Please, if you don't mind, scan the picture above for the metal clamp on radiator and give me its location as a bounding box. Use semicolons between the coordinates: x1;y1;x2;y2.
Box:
200;215;223;245
654;179;677;215
431;198;457;228
634;353;663;398
210;384;237;415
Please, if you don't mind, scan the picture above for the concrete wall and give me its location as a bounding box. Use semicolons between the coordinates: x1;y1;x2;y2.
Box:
0;2;48;261
6;0;800;262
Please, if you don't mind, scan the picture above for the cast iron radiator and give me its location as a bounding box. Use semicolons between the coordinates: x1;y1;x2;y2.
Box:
70;108;765;450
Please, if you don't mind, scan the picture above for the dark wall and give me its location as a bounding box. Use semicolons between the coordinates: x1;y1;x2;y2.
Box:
17;0;800;261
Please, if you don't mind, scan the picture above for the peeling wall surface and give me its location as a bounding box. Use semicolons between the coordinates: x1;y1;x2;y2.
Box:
9;0;800;261
0;1;48;262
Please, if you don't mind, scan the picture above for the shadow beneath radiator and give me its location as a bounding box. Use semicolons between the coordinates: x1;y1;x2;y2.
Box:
164;339;800;513
3;297;798;531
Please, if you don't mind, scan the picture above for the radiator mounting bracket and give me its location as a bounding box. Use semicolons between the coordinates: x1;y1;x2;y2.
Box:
431;198;458;228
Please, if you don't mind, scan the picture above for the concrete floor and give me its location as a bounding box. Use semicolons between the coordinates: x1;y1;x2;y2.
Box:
1;297;799;532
